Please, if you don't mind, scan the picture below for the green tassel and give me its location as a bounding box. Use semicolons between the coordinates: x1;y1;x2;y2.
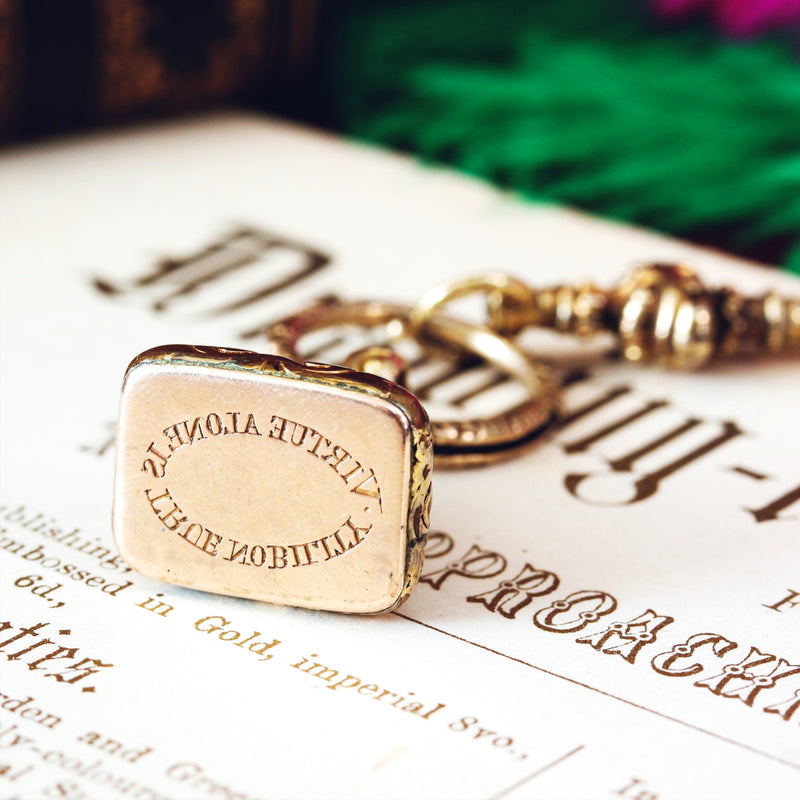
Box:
332;0;800;274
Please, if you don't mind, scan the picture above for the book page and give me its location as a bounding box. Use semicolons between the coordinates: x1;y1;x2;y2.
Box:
1;112;798;800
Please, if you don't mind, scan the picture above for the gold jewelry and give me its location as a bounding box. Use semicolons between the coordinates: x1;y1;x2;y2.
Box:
265;297;559;467
113;261;798;614
414;263;800;370
114;344;433;615
112;301;558;614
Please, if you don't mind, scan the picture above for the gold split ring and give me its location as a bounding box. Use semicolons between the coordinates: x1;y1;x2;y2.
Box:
266;296;560;467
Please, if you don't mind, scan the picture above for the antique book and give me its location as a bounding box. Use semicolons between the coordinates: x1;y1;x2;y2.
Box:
1;112;798;800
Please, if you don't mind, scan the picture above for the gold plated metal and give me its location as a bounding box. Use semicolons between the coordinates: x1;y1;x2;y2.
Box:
113;345;433;614
418;264;800;370
266;297;560;467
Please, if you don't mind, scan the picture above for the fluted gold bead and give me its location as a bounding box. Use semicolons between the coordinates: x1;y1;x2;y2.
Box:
550;283;607;337
417;263;800;372
609;264;717;370
718;289;800;359
485;276;542;335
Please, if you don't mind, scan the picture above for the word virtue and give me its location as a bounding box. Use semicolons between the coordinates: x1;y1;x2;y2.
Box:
143;411;381;500
267;414;381;500
421;533;800;725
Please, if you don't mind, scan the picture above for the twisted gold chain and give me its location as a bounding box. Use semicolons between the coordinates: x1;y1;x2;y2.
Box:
414;263;800;370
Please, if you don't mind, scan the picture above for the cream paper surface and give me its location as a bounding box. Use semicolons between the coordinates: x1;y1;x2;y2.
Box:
1;113;798;800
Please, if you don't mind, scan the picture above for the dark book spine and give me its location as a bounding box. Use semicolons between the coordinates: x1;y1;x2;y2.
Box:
0;0;325;142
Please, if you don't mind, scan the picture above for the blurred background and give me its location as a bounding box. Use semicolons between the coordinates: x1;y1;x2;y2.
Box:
1;0;799;272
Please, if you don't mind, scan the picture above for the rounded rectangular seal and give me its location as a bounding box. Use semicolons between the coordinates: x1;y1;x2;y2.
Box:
113;345;433;614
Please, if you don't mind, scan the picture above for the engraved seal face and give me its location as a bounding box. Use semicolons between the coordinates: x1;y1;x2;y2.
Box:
113;346;433;614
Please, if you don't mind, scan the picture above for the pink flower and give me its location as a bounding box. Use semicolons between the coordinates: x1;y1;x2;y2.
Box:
652;0;800;36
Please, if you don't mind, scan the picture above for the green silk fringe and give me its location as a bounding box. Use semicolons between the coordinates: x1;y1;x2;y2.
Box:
332;0;800;273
